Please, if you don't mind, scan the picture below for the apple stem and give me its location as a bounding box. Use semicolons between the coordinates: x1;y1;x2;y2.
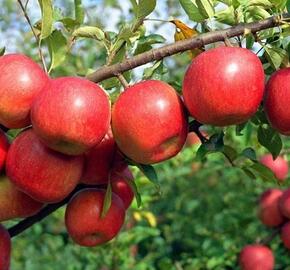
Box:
116;74;129;90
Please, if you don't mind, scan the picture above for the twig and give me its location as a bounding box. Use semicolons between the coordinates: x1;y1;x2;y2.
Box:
17;0;47;72
116;74;129;89
86;14;287;83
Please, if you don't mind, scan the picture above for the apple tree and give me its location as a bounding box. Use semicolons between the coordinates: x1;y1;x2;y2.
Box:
1;0;290;269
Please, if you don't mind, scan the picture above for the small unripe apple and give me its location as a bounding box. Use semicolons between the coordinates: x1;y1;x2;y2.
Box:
264;68;290;135
279;188;290;218
260;154;288;181
6;129;84;203
0;53;49;128
111;167;134;209
183;47;265;126
0;130;9;171
0;175;43;221
239;244;274;270
31;76;111;155
65;189;125;247
0;224;11;270
185;131;207;147
281;221;290;249
112;80;188;164
258;189;284;227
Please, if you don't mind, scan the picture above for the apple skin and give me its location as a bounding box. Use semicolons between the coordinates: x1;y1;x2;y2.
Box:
111;167;134;209
0;175;43;221
182;47;265;126
264;68;290;135
81;128;126;185
281;221;290;249
31;76;111;155
239;244;274;270
0;224;11;270
6;129;84;203
0;53;49;128
185;131;207;147
0;130;9;171
65;189;125;247
279;188;290;218
112;80;188;164
258;189;284;227
260;154;288;181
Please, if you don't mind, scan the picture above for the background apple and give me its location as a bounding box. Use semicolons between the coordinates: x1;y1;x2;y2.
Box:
0;175;43;221
112;80;188;164
31;76;111;155
0;53;49;128
279;188;290;218
239;244;274;270
281;221;290;249
264;68;290;135
65;189;125;247
6;129;84;203
260;154;288;181
258;189;284;227
0;130;9;171
182;47;265;126
0;224;11;270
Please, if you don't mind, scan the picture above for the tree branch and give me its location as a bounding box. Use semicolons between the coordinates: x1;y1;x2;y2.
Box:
86;14;288;83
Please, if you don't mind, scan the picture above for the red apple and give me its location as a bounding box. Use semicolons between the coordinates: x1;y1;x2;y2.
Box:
111;167;134;209
0;130;9;171
81;128;126;185
279;188;290;218
31;76;111;155
260;154;288;181
281;221;290;249
258;189;284;227
0;53;49;128
112;80;188;164
0;224;11;270
182;47;265;126
264;68;290;135
6;129;84;203
239;244;274;270
185;131;207;147
0;175;43;221
65;189;125;247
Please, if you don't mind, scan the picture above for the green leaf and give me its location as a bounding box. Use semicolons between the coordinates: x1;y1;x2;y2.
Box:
143;61;164;80
60;18;80;30
101;182;112;218
257;125;282;159
287;0;290;12
241;147;257;161
264;46;288;70
246;34;255;49
137;164;159;187
249;163;277;182
179;0;205;22
124;178;142;207
74;0;84;24
242;167;257;179
196;0;215;19
248;0;273;8
47;30;67;72
215;6;236;25
38;0;53;39
223;145;238;163
0;47;5;56
137;0;156;20
271;0;287;9
236;122;247;136
251;109;268;125
72;26;105;40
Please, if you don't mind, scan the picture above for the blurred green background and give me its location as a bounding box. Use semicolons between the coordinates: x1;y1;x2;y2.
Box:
1;0;290;269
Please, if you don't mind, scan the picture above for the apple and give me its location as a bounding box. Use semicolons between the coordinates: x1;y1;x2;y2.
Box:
258;189;284;227
0;53;49;128
185;131;207;147
0;130;9;171
264;68;290;135
260;154;288;181
112;80;188;164
31;76;111;155
81;128;126;185
0;224;11;270
0;175;43;221
182;47;265;126
279;188;290;218
6;129;84;203
281;221;290;249
239;244;274;270
65;189;125;247
111;167;134;209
